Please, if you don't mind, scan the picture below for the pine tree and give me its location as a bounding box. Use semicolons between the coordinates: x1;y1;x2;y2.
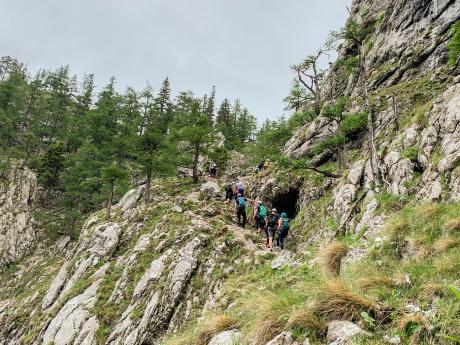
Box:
173;96;214;183
155;77;173;133
216;98;231;126
205;86;216;124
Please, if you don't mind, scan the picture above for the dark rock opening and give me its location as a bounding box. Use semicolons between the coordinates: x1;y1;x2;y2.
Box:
271;189;300;219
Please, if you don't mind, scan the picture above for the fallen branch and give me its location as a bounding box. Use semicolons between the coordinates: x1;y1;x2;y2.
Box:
306;166;342;178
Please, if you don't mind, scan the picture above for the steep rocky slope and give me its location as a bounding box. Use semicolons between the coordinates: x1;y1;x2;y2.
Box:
0;178;267;345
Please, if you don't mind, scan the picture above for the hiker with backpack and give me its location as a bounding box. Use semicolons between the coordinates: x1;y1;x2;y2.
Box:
225;184;234;204
253;201;267;235
265;208;279;251
209;162;217;178
235;193;247;228
237;182;244;196
232;183;239;200
277;212;290;250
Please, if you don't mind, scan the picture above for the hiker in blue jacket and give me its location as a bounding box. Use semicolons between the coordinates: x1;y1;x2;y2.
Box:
235;193;247;228
277;212;290;250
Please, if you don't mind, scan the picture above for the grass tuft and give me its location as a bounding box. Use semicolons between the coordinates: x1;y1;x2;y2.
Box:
397;314;431;345
357;276;399;290
444;217;460;233
320;242;348;276
241;290;304;345
286;304;327;334
432;236;458;254
316;279;377;321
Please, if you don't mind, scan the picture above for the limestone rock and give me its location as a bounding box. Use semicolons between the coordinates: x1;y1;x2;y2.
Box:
0;163;39;267
271;250;295;270
327;321;369;345
132;251;170;299
416;169;443;201
171;205;183;213
266;332;299;345
208;330;242;345
42;264;108;345
116;186;144;218
403;124;420;149
383;151;414;196
200;181;222;200
354;191;385;238
284;116;338;159
383;335;401;344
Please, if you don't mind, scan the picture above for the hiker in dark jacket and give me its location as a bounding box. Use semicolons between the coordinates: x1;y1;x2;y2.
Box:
235;193;247;228
265;208;279;251
255;160;265;173
209;162;217;178
225;184;234;204
276;212;289;250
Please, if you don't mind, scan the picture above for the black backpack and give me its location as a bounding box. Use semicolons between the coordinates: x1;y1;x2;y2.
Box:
266;214;278;227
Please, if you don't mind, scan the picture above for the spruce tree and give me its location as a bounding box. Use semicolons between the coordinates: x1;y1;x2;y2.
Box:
173;96;214;183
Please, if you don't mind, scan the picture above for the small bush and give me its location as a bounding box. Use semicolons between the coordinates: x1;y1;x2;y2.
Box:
287;305;327;334
162;312;237;345
398;314;431;345
377;192;408;213
448;21;460;65
400;147;418;162
335;56;360;73
313;135;348;155
340;112;368;137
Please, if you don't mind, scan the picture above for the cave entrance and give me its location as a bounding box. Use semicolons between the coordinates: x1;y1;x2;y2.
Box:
271;189;300;219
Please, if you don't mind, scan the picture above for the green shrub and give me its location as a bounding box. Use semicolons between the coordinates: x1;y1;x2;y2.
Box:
313;135;348;155
448;21;460;65
401;147;418;162
339;112;368;137
335;56;360;73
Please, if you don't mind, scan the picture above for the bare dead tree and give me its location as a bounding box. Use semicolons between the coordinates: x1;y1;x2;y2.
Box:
291;49;330;116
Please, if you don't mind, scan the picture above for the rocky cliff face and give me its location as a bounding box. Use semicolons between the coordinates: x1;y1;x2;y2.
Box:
0;162;39;268
281;0;460;239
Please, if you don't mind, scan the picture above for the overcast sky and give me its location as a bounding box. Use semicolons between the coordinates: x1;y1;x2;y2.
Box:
1;0;351;123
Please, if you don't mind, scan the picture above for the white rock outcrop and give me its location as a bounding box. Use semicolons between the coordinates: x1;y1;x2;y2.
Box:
327;320;368;345
208;330;243;345
0;163;39;267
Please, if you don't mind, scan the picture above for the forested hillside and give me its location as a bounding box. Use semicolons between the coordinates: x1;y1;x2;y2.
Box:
0;59;256;239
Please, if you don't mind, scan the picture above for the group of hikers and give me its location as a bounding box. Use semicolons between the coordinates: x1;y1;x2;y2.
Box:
225;182;290;251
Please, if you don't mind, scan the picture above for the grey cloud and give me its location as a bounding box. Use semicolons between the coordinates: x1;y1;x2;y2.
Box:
0;0;351;122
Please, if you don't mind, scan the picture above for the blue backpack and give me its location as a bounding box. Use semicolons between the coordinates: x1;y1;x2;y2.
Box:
282;218;290;230
259;205;267;218
237;196;246;209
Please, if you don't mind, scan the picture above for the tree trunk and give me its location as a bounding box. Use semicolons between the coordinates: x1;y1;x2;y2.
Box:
145;169;151;205
192;143;200;183
106;181;114;220
359;50;381;186
337;145;346;173
392;94;399;131
314;96;321;116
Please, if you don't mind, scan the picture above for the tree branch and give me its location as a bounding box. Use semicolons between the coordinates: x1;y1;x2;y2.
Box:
306;166;341;178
